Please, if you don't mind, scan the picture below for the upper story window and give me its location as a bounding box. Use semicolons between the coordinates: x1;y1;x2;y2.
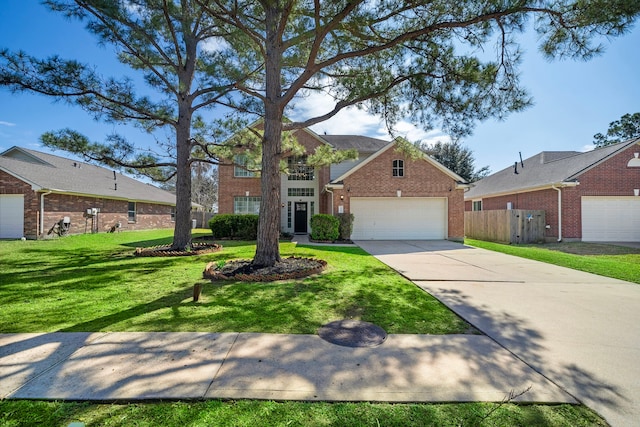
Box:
392;159;404;177
234;154;257;178
472;200;482;211
288;155;314;181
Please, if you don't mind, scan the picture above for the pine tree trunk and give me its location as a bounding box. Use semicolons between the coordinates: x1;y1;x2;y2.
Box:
252;5;283;267
171;104;193;251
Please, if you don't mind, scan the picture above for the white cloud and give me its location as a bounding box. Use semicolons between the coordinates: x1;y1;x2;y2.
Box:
200;37;230;53
0;121;16;127
580;144;595;152
289;89;449;144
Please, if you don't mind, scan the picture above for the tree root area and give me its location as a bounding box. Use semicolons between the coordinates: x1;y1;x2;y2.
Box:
204;257;326;282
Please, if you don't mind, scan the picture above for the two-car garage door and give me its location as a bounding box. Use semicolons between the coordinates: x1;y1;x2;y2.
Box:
0;195;24;239
582;196;640;242
350;197;447;240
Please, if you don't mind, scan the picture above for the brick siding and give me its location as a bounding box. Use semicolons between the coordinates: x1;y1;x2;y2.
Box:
332;147;465;240
468;143;640;240
1;170;175;238
218;132;465;240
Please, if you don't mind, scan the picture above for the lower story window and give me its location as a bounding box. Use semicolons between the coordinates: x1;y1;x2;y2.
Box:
128;201;136;222
234;196;261;214
287;201;292;228
472;200;482;211
170;207;176;221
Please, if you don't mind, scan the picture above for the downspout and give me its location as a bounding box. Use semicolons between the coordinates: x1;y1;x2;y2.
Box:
40;190;52;238
551;185;562;242
324;186;334;215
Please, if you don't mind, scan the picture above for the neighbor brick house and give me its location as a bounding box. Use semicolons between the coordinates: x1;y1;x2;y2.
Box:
465;138;640;242
0;146;178;239
218;127;469;241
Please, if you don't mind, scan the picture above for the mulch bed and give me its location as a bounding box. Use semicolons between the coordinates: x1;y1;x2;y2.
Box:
203;257;326;282
134;242;222;257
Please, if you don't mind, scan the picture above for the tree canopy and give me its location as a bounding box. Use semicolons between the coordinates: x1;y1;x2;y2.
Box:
423;140;490;183
593;112;640;147
2;0;639;266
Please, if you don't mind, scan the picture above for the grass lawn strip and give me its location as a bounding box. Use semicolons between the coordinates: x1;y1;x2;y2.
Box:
464;239;640;284
0;400;607;427
0;230;469;334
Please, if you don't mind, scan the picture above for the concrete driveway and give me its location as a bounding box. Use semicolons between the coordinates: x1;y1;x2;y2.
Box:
356;240;640;427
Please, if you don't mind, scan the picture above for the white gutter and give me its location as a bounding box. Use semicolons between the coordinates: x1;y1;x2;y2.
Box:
551;185;563;242
324;186;334;215
40;191;52;238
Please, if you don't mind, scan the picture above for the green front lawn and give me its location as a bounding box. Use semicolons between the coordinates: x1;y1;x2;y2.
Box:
0;230;609;425
465;239;640;284
0;229;469;334
0;399;607;427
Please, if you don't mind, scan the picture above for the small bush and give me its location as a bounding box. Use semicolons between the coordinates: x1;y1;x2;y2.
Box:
209;214;259;239
310;214;339;241
336;213;355;240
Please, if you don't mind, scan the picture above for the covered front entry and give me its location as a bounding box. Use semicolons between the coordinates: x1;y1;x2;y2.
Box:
294;202;308;233
0;194;24;239
350;197;447;240
582;196;640;242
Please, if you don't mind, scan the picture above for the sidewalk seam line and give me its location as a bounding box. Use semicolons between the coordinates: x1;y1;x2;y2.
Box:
202;332;240;398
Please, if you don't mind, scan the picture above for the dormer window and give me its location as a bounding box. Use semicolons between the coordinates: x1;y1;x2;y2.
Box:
392;159;404;177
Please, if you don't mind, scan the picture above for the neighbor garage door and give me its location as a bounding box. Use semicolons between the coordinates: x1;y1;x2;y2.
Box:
0;194;25;239
582;196;640;242
350;197;446;240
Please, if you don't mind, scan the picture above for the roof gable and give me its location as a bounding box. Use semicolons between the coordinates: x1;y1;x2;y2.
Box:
330;137;467;184
1;146;53;166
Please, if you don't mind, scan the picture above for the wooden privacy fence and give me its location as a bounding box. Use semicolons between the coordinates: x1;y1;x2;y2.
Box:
465;210;546;244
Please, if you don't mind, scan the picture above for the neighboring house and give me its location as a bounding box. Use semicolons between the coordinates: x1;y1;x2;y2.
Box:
0;146;177;239
218;127;469;241
465;138;640;242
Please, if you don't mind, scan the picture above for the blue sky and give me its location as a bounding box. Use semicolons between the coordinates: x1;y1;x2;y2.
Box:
1;2;639;174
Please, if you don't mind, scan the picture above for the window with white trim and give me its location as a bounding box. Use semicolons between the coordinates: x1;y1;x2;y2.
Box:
234;154;257;177
128;201;136;222
392;159;404;177
287;188;314;197
288;156;314;181
234;196;261;214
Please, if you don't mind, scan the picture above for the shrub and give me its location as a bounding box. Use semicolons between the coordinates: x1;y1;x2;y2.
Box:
335;213;355;240
209;214;259;239
310;214;339;241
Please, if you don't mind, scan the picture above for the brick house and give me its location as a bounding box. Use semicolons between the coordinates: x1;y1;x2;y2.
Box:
464;138;640;242
218;127;469;241
0;146;177;239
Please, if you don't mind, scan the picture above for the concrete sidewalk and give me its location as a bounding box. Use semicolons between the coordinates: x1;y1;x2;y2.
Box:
1;331;574;403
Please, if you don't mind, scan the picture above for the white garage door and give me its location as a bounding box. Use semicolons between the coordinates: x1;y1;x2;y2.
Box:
350;197;446;240
0;195;25;239
582;196;640;242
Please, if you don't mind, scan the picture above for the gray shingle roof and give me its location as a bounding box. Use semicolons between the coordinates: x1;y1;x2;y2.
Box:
466;138;640;199
0;146;176;205
321;135;389;152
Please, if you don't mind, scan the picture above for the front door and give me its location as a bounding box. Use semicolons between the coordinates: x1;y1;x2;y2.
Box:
294;202;308;233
